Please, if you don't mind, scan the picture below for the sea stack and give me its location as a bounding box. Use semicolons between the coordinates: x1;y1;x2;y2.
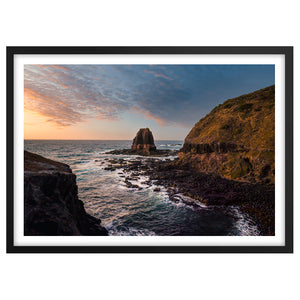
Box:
131;128;156;155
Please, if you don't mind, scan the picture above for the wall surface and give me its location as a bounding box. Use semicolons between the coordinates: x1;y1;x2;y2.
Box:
0;1;299;300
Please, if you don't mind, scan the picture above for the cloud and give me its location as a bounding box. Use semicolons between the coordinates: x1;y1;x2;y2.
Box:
24;64;275;129
24;65;131;127
144;69;172;80
130;105;167;126
24;87;84;127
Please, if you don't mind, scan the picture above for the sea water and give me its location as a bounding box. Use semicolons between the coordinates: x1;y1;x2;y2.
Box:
24;140;260;236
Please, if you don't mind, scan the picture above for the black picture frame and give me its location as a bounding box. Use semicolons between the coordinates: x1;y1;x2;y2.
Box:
6;46;293;253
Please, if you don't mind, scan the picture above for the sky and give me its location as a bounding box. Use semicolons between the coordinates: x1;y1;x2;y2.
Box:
24;64;275;140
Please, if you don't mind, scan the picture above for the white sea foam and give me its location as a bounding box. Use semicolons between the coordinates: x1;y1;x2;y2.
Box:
227;207;260;236
106;224;157;236
159;144;182;147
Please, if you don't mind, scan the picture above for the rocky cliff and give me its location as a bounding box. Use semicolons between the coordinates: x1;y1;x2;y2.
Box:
131;128;156;155
24;150;108;235
177;85;275;183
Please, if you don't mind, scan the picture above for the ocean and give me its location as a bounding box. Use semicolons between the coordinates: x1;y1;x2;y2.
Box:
24;140;260;236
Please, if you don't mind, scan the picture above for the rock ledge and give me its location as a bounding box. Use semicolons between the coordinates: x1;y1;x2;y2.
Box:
24;150;108;236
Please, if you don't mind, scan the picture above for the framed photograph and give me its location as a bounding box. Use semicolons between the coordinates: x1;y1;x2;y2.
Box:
6;46;293;253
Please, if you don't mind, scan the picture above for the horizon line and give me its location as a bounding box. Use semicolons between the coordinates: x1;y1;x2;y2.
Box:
24;139;184;141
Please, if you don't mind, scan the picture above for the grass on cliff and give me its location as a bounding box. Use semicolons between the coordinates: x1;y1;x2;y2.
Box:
186;85;275;151
181;85;275;183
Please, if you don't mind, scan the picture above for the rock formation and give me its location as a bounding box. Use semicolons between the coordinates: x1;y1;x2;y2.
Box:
131;128;156;155
177;85;275;183
24;150;108;236
107;128;178;156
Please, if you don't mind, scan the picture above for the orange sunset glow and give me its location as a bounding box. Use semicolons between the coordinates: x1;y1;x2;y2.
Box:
24;64;275;140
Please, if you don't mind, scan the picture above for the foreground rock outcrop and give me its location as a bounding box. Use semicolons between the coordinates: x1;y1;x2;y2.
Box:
131;128;156;155
178;85;275;184
24;151;108;236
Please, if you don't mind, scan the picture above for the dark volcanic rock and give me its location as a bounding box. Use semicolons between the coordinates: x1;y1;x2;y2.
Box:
131;128;156;155
181;142;238;154
24;150;108;236
142;159;275;235
107;148;178;157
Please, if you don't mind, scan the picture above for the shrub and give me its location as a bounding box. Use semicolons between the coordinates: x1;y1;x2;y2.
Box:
237;103;253;111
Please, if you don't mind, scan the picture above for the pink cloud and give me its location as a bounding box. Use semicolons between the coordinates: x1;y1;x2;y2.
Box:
131;105;167;126
144;69;171;80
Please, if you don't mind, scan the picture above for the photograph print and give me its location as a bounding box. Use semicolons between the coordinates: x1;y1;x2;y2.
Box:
23;63;276;238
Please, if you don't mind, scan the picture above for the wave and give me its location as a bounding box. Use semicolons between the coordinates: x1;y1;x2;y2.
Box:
228;207;260;236
159;144;182;147
107;225;157;236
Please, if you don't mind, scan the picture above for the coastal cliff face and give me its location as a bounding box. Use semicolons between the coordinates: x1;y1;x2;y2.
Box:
24;151;108;236
131;128;156;155
178;85;275;183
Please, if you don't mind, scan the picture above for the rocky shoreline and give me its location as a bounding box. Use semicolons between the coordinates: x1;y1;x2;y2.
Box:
148;161;275;236
103;155;275;235
107;148;179;157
